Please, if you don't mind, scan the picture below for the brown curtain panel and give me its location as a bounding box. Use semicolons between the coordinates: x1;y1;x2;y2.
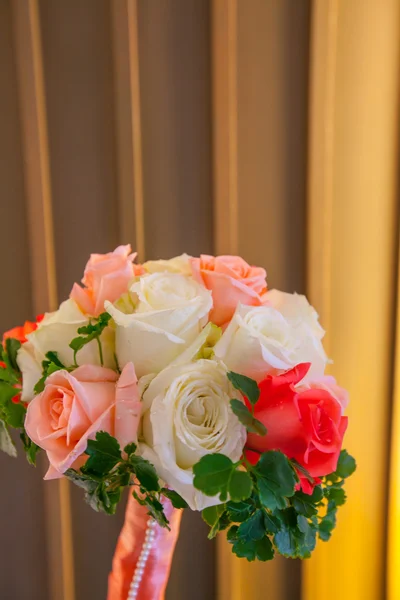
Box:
1;1;399;600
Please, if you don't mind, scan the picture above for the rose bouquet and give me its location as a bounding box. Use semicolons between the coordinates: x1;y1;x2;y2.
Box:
0;246;355;598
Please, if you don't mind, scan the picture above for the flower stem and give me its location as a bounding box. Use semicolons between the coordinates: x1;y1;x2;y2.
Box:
97;336;104;366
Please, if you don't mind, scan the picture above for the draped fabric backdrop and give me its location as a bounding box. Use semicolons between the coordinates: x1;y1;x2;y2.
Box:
0;1;399;599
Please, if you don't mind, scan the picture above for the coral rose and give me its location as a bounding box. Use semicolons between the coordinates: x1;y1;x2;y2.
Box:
246;363;348;485
71;245;143;316
190;254;267;326
25;363;141;479
3;318;42;344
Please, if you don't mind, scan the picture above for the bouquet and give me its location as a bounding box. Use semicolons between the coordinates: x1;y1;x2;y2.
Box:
0;246;355;598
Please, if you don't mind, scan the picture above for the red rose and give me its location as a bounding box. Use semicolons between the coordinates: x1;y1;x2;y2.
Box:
245;363;348;485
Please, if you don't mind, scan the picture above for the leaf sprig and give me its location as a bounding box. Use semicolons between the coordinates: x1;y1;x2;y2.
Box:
34;351;70;394
227;371;267;436
69;312;112;367
193;448;356;562
0;338;40;464
66;431;188;524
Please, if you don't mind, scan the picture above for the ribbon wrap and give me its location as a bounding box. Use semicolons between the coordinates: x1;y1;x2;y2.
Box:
107;493;182;600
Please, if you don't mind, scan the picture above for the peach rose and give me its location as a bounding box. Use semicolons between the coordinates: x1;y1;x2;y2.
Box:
25;363;141;479
190;255;267;326
70;245;144;316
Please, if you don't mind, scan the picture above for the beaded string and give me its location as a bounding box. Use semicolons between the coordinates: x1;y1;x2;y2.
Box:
127;518;157;599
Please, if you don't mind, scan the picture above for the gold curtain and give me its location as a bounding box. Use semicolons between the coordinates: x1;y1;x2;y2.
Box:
1;1;400;599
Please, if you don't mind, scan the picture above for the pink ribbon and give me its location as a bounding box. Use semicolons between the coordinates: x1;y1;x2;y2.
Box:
107;494;182;600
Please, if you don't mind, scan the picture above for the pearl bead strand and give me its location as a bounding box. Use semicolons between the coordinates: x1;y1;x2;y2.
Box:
127;518;157;599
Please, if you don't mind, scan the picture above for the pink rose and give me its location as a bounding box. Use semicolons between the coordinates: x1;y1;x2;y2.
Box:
25;363;141;479
190;255;267;326
70;245;144;316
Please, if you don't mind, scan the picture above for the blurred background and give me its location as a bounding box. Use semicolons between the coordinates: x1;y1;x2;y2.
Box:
1;0;400;599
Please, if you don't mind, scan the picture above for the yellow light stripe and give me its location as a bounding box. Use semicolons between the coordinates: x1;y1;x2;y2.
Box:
388;244;400;600
305;1;400;598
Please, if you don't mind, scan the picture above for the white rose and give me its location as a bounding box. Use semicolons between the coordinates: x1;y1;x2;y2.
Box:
143;253;192;276
214;291;328;383
17;298;115;401
105;273;212;378
139;359;246;510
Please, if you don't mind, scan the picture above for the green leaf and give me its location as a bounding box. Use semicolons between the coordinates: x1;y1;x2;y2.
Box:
161;489;189;509
202;504;225;526
254;451;297;511
227;525;239;543
83;431;122;477
226;500;255;523
228;371;260;405
292;486;324;517
0;419;17;457
65;469;120;515
4;338;21;372
229;470;253;502
44;351;66;369
202;504;227;538
237;509;265;542
124;442;137;457
0;381;18;406
232;535;274;562
3;398;25;428
130;455;160;492
193;454;235;500
20;431;41;465
263;511;281;534
253;536;275;561
133;491;169;529
274;509;316;558
335;450;356;479
297;515;317;555
0;367;19;384
34;351;67;394
318;507;337;541
324;486;346;506
230;399;267;436
33;376;46;395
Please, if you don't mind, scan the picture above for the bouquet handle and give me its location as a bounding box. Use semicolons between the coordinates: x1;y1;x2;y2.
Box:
107;494;182;600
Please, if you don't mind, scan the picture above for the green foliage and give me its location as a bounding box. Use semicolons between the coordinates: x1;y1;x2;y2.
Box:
82;431;122;477
202;504;229;538
227;371;260;405
336;449;357;479
193;454;253;502
66;431;186;526
34;351;67;393
161;489;189;509
229;399;267;436
20;431;41;465
292;486;324;517
274;509;317;558
0;337;42;465
253;451;297;511
4;339;21;373
227;371;266;436
69;312;111;366
0;341;26;430
0;419;17;457
194;439;356;563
